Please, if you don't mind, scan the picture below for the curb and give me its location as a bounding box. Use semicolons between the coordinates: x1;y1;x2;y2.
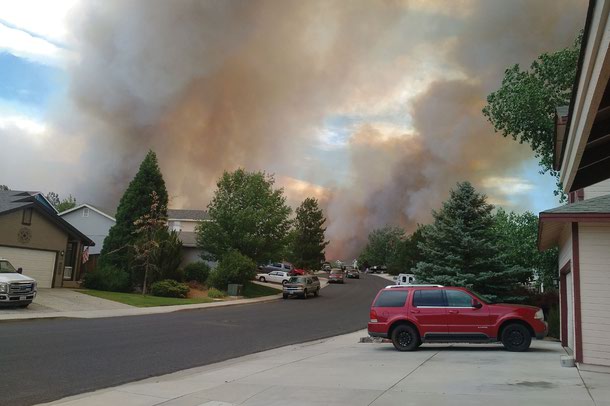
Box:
0;278;330;323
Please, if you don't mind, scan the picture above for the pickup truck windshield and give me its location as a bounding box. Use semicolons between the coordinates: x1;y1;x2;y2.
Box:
0;261;17;273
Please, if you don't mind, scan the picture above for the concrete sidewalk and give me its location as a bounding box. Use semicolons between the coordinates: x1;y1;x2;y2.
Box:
40;330;609;406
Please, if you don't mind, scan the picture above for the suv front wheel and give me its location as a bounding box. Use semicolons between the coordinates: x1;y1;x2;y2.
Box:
501;323;532;352
391;324;420;351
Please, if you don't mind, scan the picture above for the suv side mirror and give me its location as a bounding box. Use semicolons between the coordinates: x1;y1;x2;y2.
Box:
472;300;483;309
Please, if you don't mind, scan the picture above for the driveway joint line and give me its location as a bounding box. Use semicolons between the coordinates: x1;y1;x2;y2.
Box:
366;348;442;406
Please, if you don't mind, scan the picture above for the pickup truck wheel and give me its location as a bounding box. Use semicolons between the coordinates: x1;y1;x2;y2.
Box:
259;276;266;282
302;289;308;299
501;323;532;352
313;288;319;297
391;325;420;352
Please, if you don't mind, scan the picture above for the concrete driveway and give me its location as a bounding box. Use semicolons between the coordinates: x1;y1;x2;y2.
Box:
0;288;131;316
42;330;610;406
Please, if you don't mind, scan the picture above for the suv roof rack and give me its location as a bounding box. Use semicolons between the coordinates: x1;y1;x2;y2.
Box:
385;284;444;289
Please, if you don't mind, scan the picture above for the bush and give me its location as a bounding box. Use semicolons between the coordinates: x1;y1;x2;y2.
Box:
208;250;257;290
547;305;560;339
207;287;227;299
83;265;131;292
150;279;189;298
184;262;211;283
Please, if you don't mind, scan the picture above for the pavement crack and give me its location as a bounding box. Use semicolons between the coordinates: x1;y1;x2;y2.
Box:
367;349;442;406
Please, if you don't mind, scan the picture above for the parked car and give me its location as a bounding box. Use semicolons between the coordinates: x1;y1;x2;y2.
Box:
260;262;294;274
283;275;321;299
256;270;291;285
396;273;416;285
322;262;331;272
289;268;307;276
346;268;360;279
0;258;37;308
368;285;547;352
328;269;345;284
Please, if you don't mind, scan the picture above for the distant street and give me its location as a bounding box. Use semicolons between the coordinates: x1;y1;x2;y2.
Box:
1;275;388;406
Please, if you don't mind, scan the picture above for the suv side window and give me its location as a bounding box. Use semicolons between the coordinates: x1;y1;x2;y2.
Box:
446;290;473;307
312;276;319;282
306;278;312;284
374;290;409;307
413;290;445;307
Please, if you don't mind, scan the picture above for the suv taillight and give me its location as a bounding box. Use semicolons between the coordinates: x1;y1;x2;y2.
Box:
370;309;378;323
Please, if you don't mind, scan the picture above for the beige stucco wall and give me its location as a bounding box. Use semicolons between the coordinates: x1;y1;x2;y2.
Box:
0;208;69;287
578;223;610;367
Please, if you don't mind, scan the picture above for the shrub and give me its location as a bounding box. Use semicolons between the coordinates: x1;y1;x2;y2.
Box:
184;262;211;283
150;279;189;298
83;265;131;292
207;287;227;299
547;305;560;339
208;250;257;290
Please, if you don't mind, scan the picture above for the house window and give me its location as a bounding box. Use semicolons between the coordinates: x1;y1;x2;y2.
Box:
22;208;33;225
83;207;90;217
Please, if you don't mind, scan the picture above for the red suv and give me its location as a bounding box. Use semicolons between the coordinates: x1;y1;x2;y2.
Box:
368;285;547;352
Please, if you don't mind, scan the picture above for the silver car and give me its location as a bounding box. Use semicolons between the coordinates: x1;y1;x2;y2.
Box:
283;276;320;299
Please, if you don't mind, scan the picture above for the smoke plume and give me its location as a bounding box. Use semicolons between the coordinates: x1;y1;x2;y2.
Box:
15;0;586;259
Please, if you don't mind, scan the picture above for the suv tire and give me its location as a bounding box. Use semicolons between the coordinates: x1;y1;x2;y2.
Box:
314;288;319;297
391;324;420;351
302;289;308;299
501;323;532;352
282;293;288;299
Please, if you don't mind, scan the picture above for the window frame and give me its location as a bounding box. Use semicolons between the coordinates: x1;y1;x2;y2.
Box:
21;208;33;225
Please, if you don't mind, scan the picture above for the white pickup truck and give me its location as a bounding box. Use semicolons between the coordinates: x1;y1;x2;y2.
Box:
0;258;37;308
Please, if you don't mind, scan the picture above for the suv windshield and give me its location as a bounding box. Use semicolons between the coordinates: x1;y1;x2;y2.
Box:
288;277;305;284
330;270;342;275
0;260;17;273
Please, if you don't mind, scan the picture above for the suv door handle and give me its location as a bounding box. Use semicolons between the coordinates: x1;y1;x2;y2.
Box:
448;310;459;314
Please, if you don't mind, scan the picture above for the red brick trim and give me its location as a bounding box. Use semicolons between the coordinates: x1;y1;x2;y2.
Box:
572;223;583;363
559;261;571;348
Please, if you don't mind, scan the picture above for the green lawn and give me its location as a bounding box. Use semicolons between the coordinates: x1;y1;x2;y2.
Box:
78;289;214;307
242;281;282;298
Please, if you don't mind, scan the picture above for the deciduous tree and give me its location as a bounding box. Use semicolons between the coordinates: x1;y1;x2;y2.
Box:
197;169;291;264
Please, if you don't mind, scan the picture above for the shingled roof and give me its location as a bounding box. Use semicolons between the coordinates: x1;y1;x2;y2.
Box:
541;194;610;215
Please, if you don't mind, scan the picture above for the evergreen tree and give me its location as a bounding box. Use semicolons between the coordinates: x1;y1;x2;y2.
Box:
414;182;530;302
100;150;168;271
289;197;329;270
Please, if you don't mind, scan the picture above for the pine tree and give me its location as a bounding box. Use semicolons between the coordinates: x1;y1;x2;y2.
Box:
414;182;530;302
290;197;329;270
100;150;168;272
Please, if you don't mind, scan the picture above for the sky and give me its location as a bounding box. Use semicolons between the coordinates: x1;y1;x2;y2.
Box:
0;0;587;259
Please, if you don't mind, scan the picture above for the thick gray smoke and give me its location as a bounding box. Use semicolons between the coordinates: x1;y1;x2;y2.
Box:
57;0;585;259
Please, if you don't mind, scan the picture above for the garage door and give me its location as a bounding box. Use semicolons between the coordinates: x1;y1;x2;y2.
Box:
0;246;57;288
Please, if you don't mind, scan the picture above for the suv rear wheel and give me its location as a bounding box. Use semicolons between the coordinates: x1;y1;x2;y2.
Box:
302;289;308;299
501;323;531;352
391;324;420;351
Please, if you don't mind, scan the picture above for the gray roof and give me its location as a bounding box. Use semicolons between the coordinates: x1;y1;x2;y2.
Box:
542;194;610;214
0;190;36;214
167;209;209;221
177;231;197;247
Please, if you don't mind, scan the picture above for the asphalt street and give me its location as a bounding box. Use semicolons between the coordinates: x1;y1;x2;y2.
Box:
0;274;388;406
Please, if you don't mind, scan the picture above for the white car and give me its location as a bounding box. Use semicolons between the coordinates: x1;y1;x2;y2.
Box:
257;271;290;285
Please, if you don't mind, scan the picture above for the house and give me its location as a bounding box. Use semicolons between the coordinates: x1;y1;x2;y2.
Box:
0;190;94;288
59;204;116;274
167;209;211;267
538;0;610;371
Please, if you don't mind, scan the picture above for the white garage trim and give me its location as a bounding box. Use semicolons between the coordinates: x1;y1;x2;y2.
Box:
0;246;57;288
